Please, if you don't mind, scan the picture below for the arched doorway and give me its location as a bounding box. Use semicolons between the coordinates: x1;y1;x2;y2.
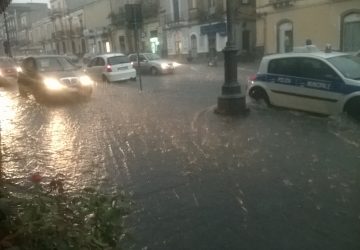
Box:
190;34;197;58
277;20;293;53
342;11;360;52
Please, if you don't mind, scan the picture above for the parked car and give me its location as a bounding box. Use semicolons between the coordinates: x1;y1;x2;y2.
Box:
17;55;93;102
128;53;179;75
85;53;136;82
247;50;360;117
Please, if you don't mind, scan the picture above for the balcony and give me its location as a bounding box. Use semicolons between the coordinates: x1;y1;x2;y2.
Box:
50;9;62;17
70;27;83;38
270;0;295;9
189;8;199;22
164;12;188;28
51;30;66;40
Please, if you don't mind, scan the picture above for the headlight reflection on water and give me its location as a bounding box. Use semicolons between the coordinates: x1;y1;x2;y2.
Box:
0;91;16;134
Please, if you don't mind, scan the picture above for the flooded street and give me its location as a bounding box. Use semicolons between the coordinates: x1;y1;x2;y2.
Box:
1;63;360;250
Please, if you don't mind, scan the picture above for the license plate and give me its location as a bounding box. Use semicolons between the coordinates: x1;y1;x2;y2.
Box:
118;66;128;70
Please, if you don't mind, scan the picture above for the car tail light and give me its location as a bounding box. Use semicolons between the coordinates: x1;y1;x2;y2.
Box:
249;74;257;81
106;64;112;72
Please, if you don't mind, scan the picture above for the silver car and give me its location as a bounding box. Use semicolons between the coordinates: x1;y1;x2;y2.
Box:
128;53;178;75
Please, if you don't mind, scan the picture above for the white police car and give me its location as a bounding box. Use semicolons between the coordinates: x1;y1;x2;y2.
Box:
248;50;360;116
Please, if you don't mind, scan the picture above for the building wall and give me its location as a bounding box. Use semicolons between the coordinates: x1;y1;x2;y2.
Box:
256;0;360;54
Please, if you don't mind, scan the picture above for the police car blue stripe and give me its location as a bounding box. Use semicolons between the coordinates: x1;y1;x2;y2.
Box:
271;90;338;103
256;74;360;95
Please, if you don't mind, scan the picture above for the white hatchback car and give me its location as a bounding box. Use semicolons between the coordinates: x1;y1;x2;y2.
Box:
85;53;136;82
248;51;360;116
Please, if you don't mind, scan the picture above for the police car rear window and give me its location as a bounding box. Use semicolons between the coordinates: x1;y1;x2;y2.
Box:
269;57;340;82
268;58;298;76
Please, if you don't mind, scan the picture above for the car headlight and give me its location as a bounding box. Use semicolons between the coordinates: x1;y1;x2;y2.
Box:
173;62;181;67
79;75;93;86
161;63;169;69
43;78;64;90
16;66;22;73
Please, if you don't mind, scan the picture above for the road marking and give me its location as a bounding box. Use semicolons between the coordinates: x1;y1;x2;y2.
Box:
192;193;199;207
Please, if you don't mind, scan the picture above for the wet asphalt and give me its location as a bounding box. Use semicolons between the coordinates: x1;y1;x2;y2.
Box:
0;62;359;250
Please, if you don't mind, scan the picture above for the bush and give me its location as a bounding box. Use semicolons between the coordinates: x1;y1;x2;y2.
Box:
0;173;131;250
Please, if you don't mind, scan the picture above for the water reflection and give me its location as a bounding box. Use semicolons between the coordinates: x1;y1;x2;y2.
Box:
0;91;16;134
46;110;75;173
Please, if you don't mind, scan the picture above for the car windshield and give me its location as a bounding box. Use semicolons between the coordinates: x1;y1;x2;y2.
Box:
107;56;129;65
36;57;77;72
145;53;161;61
327;55;360;80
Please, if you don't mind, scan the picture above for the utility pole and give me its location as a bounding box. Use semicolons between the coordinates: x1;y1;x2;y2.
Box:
2;2;12;58
126;4;143;91
216;0;247;116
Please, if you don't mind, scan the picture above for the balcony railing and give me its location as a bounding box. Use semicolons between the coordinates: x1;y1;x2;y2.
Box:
51;30;66;39
164;12;188;27
70;27;83;38
270;0;295;9
50;9;62;17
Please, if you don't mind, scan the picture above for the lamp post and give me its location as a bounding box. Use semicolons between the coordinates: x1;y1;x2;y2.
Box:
216;0;247;115
2;3;12;58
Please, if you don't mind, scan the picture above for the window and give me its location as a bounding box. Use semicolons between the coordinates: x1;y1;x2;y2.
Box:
119;36;126;52
342;12;360;52
268;57;340;82
277;21;293;53
129;55;137;62
268;58;298;76
139;55;147;62
173;0;180;22
189;0;197;9
96;57;105;66
327;55;360;80
107;56;129;65
299;58;339;82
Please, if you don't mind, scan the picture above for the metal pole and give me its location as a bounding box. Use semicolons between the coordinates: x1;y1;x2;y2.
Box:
3;8;12;58
134;6;142;91
216;0;248;116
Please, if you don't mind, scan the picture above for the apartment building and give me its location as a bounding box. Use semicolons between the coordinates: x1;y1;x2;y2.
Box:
50;0;95;55
162;0;256;60
0;3;48;56
256;0;360;55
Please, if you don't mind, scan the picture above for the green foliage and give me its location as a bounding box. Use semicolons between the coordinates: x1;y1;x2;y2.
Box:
0;175;132;250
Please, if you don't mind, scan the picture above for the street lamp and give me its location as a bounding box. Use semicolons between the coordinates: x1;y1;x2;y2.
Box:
216;0;248;115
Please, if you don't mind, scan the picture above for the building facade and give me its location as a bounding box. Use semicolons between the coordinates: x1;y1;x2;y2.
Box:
29;17;55;54
256;0;360;55
162;0;256;60
0;3;48;56
50;0;95;56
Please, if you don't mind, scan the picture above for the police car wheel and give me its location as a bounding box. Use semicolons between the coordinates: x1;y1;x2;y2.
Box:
344;98;360;117
249;87;269;104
